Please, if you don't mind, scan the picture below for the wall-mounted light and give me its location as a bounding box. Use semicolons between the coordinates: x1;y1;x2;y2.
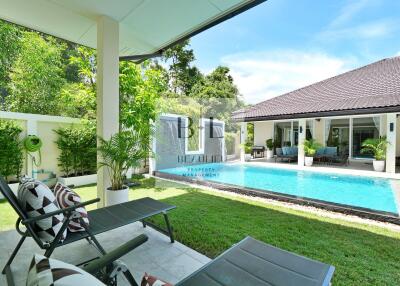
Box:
390;122;394;132
300;126;303;133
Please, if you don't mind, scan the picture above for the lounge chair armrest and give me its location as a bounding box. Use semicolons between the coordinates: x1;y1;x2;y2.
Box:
82;234;148;274
22;198;100;225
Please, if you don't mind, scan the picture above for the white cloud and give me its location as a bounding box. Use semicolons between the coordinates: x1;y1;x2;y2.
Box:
330;0;378;27
318;19;397;41
396;51;400;57
221;50;355;104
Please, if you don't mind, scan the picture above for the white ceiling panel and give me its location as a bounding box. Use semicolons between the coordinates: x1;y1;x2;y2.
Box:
0;0;264;57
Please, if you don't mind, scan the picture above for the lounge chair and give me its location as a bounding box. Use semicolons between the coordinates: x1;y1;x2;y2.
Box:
27;236;335;286
176;236;335;286
0;176;176;286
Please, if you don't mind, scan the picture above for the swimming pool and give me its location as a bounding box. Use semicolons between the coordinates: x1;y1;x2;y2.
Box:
159;162;399;215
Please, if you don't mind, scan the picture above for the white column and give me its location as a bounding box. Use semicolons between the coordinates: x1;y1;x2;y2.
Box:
386;113;396;173
240;122;247;162
349;117;353;159
298;119;306;166
26;120;38;178
97;16;120;207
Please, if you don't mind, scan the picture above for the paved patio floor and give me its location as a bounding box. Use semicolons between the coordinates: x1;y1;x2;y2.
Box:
0;222;211;285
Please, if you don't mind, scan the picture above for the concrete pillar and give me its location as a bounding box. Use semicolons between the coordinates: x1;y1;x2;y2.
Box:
386;113;396;173
240;122;247;162
26;120;38;178
298;119;306;166
97;16;120;207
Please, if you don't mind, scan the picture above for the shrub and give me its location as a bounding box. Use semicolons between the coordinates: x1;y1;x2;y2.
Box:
225;132;236;155
54;123;96;177
266;139;274;150
0;120;23;182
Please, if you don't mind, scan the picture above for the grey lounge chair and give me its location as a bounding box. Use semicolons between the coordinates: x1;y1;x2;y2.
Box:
0;176;176;286
83;236;334;286
176;236;335;286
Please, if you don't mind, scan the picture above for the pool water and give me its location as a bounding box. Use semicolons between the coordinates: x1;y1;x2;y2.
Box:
160;163;399;215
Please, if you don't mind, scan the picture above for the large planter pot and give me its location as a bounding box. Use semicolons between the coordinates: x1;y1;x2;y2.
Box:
58;174;97;187
373;160;385;172
305;156;314;167
105;186;129;206
244;154;252;162
266;149;274;159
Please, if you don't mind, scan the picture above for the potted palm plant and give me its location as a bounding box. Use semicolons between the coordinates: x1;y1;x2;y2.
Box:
303;139;322;167
98;131;149;206
265;139;274;159
361;136;389;172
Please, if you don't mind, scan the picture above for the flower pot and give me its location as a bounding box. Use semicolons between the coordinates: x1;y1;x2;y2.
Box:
58;174;97;187
105;186;129;206
372;160;385;172
305;156;314;167
244;154;252;162
266;149;274;159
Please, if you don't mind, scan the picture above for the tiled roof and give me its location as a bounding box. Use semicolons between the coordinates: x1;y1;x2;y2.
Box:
233;57;400;121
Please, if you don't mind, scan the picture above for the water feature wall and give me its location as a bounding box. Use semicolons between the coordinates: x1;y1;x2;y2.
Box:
151;114;225;171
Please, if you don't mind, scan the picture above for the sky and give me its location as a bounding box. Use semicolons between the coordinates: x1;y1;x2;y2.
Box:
190;0;400;104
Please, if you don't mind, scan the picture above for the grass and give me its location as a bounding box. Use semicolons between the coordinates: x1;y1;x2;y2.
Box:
1;177;400;285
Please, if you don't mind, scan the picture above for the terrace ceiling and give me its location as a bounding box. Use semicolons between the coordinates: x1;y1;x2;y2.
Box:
0;0;265;59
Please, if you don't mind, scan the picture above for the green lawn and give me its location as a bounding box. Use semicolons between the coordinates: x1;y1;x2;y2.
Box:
1;177;400;285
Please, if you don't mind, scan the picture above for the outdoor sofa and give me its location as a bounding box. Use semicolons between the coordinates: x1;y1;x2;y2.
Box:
275;146;298;163
314;147;349;166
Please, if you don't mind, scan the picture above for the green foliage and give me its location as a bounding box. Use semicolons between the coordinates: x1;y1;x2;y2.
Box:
361;136;389;160
266;139;274;150
54;123;97;177
303;139;322;157
7;32;66;114
97;131;150;190
0;120;23;182
59;83;96;119
162;40;202;95
225;132;236;155
0;21;21;102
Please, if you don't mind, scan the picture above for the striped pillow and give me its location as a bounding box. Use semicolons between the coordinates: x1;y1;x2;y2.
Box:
53;183;89;232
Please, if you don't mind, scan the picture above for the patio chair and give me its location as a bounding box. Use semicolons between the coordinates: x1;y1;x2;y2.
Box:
0;176;176;285
30;236;334;286
276;147;298;163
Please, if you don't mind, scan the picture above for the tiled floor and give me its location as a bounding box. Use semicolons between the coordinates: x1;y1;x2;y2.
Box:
0;222;211;285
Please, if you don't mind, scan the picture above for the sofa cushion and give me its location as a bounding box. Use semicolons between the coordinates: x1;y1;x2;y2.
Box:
291;146;298;155
325;147;337;156
27;254;105;286
315;148;325;156
276;148;283;156
282;147;290;156
18;177;66;243
53;182;89;232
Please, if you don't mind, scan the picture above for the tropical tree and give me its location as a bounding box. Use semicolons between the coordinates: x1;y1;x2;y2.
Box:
7;32;66;115
0;21;21;109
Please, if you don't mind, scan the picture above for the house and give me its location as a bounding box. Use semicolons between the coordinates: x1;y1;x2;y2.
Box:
233;56;400;173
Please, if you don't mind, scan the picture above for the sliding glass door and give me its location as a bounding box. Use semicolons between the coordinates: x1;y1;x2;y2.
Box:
352;117;380;158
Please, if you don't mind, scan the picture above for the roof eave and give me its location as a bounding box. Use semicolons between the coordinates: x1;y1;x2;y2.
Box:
120;0;267;62
233;105;400;122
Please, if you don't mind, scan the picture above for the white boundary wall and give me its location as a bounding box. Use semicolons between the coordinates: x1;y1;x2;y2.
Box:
0;111;81;180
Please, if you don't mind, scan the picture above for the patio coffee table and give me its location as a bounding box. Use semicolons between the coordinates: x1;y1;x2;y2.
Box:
176;236;335;286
